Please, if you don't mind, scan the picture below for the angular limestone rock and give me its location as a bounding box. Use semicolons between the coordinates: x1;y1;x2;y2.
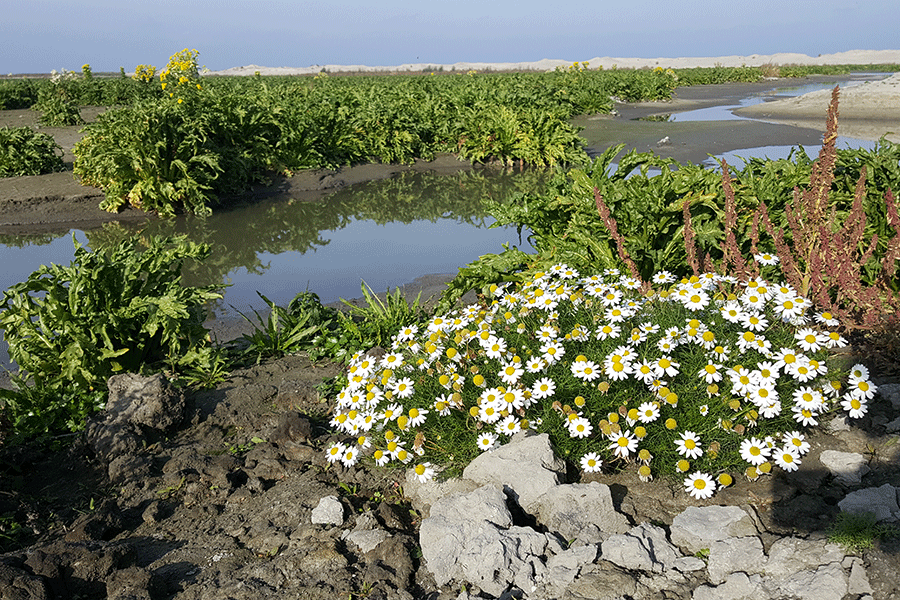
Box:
670;505;758;554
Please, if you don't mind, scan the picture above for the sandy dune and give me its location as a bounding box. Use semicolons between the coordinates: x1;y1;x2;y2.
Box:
209;49;900;76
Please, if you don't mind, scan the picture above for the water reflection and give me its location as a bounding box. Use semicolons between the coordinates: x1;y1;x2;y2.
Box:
0;168;548;322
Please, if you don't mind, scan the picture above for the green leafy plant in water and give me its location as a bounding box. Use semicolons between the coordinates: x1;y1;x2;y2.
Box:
0;126;64;177
308;282;429;364
337;282;427;350
0;236;223;440
237;291;335;363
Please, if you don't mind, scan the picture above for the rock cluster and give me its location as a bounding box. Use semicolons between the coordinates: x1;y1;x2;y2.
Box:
405;432;886;600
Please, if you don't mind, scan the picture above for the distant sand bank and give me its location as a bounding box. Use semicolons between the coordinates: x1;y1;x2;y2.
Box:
209;49;900;76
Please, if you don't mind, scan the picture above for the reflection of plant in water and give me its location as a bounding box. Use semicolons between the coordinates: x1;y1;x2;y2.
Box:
80;169;550;295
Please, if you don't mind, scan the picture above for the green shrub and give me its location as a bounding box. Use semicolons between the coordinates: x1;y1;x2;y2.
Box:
0;126;64;177
0;236;223;438
0;79;38;110
35;69;83;126
74;99;224;217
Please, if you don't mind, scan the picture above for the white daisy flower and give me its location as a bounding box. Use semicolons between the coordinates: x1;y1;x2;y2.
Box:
525;356;547;373
392;377;415;399
847;378;877;401
684;472;716;499
531;377;557;400
373;449;390;466
792;387;824;412
773;447;801;472
781;431;810;456
568;417;594;439
792;405;819;427
477;432;498;452
413;462;435;483
407;407;428;427
654;356;680;378
753;252;780;265
498;361;524;385
675;431;703;459
326;442;346;464
603;359;632;381
496;415;521;436
651;270;676;284
824;331;848;349
483;335;508;359
540;341;565;365
341;446;359;467
683;291;710;311
595;323;621;341
741;312;769;332
698;362;723;384
739;437;771;466
607;430;638;459
794;328;825;352
840;395;868;418
580;452;603;473
571;359;602;382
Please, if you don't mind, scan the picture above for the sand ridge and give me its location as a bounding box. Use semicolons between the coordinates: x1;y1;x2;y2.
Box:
209;49;900;76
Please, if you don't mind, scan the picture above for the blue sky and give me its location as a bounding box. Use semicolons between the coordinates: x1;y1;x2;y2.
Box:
2;0;896;73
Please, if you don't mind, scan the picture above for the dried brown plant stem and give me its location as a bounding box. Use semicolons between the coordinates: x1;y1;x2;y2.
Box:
750;86;900;328
593;187;642;282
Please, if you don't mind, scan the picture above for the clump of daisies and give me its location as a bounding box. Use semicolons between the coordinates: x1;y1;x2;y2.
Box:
324;263;877;498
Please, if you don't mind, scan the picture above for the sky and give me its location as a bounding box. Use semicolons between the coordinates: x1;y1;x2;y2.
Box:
2;0;897;74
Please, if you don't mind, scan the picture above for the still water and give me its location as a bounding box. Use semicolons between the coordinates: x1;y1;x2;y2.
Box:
0;169;546;319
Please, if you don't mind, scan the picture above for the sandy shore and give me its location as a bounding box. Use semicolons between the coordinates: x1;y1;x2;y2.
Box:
735;73;900;142
210;49;900;76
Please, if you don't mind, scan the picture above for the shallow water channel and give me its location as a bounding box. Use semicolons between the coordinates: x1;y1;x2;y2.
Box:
0;74;890;368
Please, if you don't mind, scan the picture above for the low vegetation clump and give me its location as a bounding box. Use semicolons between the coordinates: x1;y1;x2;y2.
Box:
0;126;64;177
828;511;900;553
0;236;223;440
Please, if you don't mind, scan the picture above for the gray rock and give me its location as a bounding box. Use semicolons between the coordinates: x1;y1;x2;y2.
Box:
827;414;852;432
692;572;764;600
419;484;550;597
763;537;845;580
670;506;758;555
600;523;681;574
707;536;766;585
346;528;389;553
838;483;900;522
85;372;184;483
404;469;479;518
545;544;598;587
886;415;900;433
310;495;344;526
844;556;874;596
819;450;870;486
765;562;848;600
564;562;639;600
535;482;630;545
462;432;565;512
